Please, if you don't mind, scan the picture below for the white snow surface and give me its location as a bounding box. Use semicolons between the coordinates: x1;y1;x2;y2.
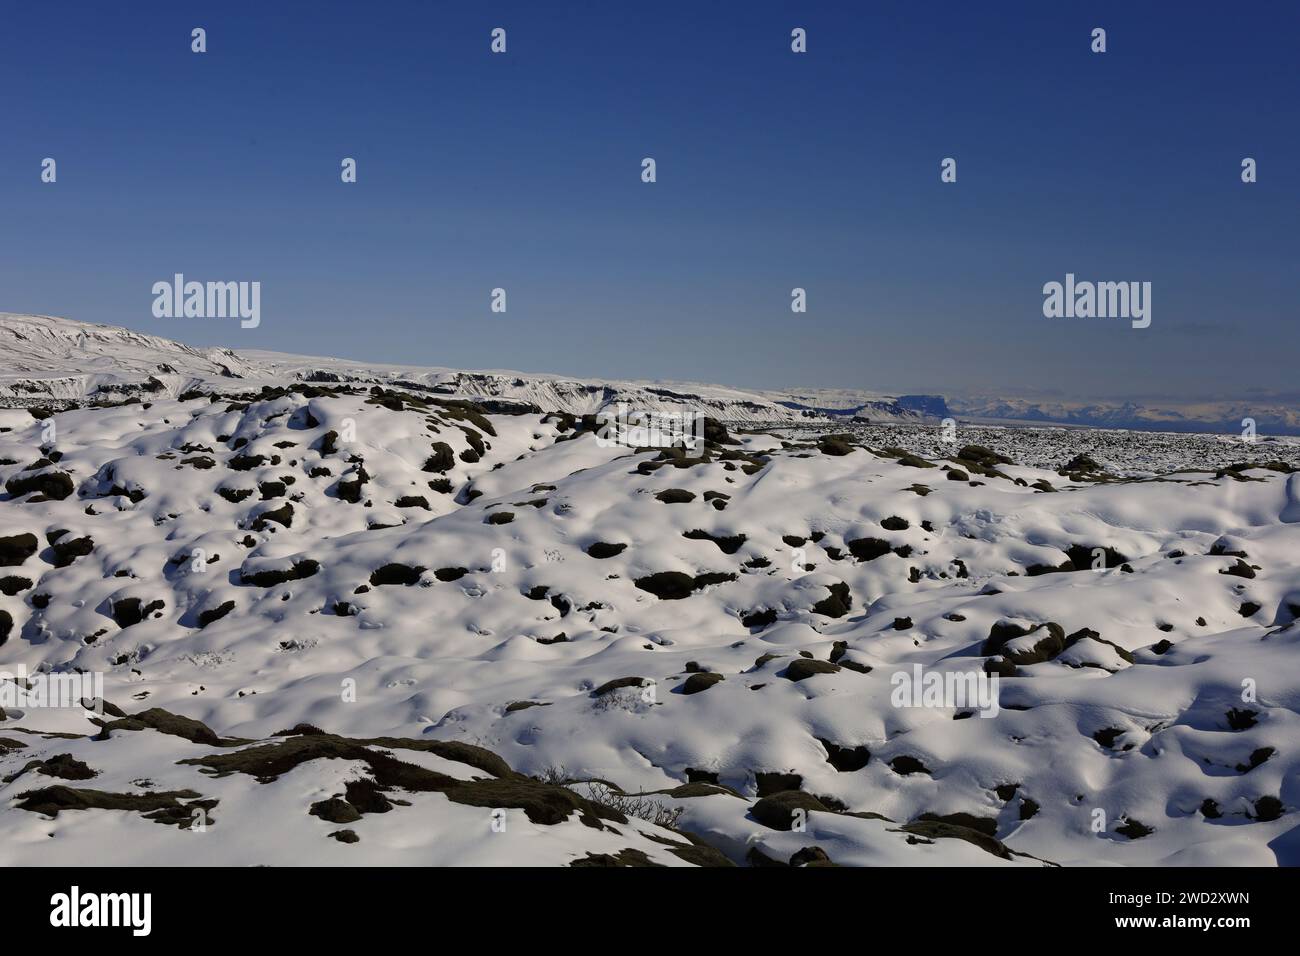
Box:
0;315;1298;867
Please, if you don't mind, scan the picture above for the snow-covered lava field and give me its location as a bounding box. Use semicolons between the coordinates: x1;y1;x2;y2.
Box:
2;317;1298;867
770;421;1300;477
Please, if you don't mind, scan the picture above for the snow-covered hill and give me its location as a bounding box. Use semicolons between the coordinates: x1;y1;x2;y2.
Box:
0;314;931;427
1;332;1298;865
0;313;258;400
8;314;1291;435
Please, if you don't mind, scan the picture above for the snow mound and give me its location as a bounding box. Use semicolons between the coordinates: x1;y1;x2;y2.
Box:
1;374;1297;865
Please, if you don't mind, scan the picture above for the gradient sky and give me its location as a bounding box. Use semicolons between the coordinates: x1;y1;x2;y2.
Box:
1;0;1297;402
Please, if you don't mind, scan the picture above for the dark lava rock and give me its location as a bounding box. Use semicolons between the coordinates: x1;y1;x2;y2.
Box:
846;537;891;562
889;755;932;776
1062;453;1102;473
634;571;736;600
982;620;1067;665
1235;747;1274;773
751;791;829;830
422;442;456;474
741;607;777;629
591;677;649;697
682;529;747;554
13;786;216;828
789;846;835;867
1219;559;1256;579
369;563;426;587
6;470;74;500
915;811;998;837
958;445;1014;468
259;480;286;500
197;600;235;628
681;672;724;695
252;503;294;530
784;659;840;682
345;778;394;814
100;707;224;746
900;819;1013;859
111;597;165;628
655;489;696;504
811;581;852;618
817;436;854;456
819;739;870;772
240;559;319;587
0;533;39;567
3;753;97;783
51;535;94;568
1252;796;1283;822
1226;708;1258;731
1116;818;1154;839
310;797;361;824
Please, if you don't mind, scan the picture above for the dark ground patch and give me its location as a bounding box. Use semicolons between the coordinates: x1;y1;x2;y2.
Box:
680;672;724;695
634;571;736;600
784;659;841;682
682;529;747;554
0;532;39;566
14;786;217;829
369;563;426;586
812;581;852;618
654;489;695;504
240;559;319;587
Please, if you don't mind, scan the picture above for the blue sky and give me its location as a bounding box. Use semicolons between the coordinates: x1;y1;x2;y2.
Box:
1;0;1296;401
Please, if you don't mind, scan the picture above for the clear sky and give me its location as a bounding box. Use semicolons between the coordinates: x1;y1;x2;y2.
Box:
1;0;1296;402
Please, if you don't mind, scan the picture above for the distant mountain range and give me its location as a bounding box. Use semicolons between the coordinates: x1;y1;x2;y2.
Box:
1;313;1294;434
945;395;1300;435
763;384;1298;436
